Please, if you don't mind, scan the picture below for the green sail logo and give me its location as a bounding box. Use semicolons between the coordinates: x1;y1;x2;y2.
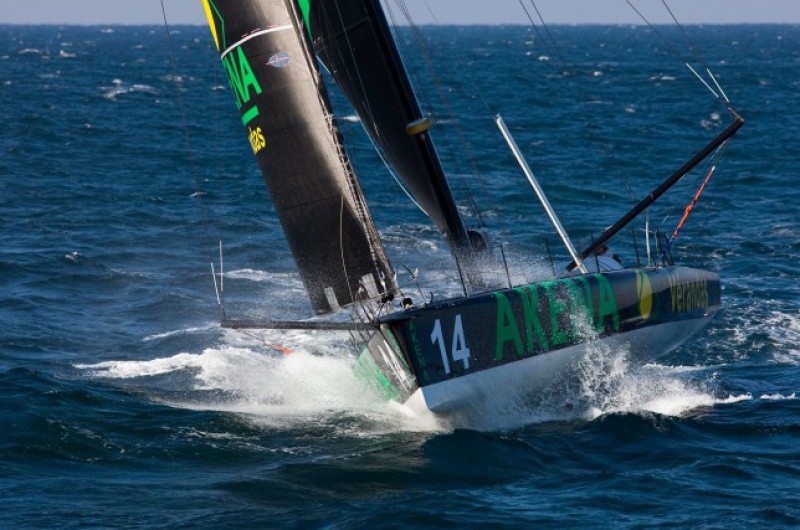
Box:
298;0;313;39
222;47;262;123
222;47;264;153
203;0;263;144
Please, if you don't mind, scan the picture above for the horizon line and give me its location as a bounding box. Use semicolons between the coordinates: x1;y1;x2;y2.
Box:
2;21;799;26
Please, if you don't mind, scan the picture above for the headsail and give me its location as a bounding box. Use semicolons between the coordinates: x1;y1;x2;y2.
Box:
203;0;396;314
300;0;480;270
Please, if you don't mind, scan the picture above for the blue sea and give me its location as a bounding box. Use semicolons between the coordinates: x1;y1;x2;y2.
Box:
2;21;799;528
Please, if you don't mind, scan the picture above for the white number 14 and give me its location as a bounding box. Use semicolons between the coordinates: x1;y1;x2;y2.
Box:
430;315;471;374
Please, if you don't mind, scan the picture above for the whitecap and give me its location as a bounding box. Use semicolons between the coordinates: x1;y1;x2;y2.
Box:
102;87;127;100
223;269;300;284
77;344;443;434
765;311;800;365
142;324;218;342
131;84;157;94
759;392;796;400
64;251;83;263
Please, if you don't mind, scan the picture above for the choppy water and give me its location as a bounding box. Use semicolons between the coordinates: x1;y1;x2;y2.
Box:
2;21;799;528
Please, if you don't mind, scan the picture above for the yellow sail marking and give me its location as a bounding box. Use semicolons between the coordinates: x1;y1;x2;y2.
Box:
202;0;220;51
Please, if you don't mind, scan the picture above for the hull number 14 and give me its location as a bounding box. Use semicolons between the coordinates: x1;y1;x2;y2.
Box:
431;315;471;374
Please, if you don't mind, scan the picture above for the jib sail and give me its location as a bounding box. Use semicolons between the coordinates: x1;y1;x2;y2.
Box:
299;0;477;262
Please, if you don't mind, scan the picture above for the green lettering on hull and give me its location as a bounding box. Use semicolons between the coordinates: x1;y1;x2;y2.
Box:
544;283;569;347
595;274;620;332
495;292;523;360
514;286;548;353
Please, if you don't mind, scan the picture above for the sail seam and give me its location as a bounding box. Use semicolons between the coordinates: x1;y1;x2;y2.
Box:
220;25;293;59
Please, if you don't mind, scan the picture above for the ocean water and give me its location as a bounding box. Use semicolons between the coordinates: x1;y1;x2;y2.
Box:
2;21;799;528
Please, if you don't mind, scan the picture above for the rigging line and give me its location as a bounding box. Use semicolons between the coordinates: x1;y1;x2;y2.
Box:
390;0;539;235
655;139;726;232
395;1;490;119
660;139;731;259
626;0;732;110
522;0;638;204
211;49;228;307
520;0;582;104
654;154;708;231
321;58;418;244
323;0;420;230
359;116;428;215
160;1;218;290
339;195;357;308
326;0;381;150
312;1;412;282
315;51;425;216
326;110;386;282
660;0;732;106
528;0;633;156
390;0;499;228
660;0;712;71
386;1;487;227
685;63;719;98
421;0;440;25
527;1;575;91
295;3;389;282
708;69;731;104
213;55;224;241
525;0;614;136
625;0;691;65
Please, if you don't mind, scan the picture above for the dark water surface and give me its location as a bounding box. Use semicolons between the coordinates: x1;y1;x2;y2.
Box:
2;21;799;528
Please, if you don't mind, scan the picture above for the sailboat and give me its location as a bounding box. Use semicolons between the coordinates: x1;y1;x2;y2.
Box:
200;1;743;414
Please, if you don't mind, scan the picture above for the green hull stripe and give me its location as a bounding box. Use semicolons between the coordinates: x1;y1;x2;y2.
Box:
354;349;401;401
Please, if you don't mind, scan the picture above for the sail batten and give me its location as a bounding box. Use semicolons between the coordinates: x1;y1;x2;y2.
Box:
204;0;395;314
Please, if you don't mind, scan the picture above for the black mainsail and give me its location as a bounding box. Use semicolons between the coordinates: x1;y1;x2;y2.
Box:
203;0;396;314
299;0;482;276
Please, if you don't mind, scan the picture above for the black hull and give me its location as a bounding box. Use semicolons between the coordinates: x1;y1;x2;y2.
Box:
355;266;720;410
